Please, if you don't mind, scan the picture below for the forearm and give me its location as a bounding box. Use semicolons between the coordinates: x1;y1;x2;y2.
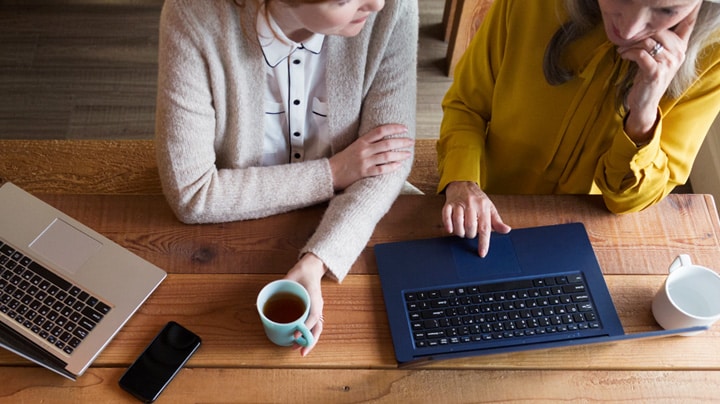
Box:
156;141;335;223
302;156;410;281
301;0;419;279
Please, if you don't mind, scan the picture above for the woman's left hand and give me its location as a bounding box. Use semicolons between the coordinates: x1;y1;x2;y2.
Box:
328;124;413;191
616;3;700;140
284;253;327;356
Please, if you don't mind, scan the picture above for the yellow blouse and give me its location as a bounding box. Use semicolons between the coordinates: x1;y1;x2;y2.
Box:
438;0;720;213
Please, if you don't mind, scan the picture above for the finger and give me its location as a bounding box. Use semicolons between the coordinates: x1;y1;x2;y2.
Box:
490;209;511;234
442;203;455;234
363;124;409;142
478;226;491;258
618;37;659;61
647;40;664;58
297;296;323;355
361;138;414;161
672;2;700;42
365;150;412;169
477;216;491;258
617;44;661;72
463;205;478;239
364;161;403;177
372;137;415;152
300;317;323;357
616;36;655;54
452;205;466;238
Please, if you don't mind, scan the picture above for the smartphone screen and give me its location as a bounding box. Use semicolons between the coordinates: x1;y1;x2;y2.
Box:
119;321;201;403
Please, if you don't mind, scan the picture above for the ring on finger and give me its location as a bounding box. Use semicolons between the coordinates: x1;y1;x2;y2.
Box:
648;41;664;58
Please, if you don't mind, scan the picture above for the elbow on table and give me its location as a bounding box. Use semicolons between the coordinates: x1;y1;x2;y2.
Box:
162;191;214;224
168;201;206;224
602;193;664;215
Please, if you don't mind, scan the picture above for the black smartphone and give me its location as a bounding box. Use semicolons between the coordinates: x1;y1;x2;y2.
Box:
118;321;202;403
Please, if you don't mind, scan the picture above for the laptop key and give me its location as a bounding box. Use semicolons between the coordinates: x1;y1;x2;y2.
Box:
27;262;71;291
82;307;104;323
95;301;111;314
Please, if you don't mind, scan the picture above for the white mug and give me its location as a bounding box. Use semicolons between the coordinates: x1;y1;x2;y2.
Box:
651;254;720;335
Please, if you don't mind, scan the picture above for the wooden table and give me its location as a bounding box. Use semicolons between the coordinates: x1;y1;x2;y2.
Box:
2;139;720;401
0;191;718;402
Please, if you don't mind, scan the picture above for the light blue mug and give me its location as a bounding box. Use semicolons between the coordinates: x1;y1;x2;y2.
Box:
256;280;314;347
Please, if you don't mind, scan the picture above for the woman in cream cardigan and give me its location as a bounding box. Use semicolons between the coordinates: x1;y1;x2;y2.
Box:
439;0;720;257
155;0;418;355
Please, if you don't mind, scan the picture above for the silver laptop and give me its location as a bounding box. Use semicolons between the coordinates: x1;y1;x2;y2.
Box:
0;182;166;379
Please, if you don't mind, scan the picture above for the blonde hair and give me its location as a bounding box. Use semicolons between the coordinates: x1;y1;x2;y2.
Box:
544;0;720;106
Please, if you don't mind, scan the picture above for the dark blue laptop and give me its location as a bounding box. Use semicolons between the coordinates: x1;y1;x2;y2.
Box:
374;222;705;366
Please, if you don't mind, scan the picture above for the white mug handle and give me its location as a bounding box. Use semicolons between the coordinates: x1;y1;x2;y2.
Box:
669;254;693;273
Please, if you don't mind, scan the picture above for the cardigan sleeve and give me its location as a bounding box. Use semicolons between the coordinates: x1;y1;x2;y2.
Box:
299;0;419;281
594;45;720;213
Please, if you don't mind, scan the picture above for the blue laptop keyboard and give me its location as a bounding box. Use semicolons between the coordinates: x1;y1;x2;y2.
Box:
404;273;600;349
0;238;112;356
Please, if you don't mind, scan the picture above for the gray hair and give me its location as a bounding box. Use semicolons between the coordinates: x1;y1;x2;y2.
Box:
544;0;720;105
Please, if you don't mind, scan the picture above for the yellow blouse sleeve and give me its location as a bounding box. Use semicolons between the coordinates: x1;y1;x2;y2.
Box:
595;47;720;213
436;0;508;193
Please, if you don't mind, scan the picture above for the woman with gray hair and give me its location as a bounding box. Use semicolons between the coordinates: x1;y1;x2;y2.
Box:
438;0;720;257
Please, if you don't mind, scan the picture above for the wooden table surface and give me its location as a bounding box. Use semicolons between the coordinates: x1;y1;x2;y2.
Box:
0;191;719;402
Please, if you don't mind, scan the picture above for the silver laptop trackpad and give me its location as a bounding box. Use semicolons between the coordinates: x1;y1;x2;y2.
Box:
30;218;102;274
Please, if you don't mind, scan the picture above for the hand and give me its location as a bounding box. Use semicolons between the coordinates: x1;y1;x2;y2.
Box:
284;253;327;356
329;124;413;191
616;3;700;140
442;181;511;257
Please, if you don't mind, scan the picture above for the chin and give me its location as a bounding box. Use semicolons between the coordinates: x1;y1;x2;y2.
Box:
338;26;365;37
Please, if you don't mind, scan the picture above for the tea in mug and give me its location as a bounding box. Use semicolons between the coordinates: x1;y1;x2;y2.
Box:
263;292;306;324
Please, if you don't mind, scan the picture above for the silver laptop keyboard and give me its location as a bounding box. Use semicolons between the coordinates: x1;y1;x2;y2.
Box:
0;238;112;356
404;273;600;349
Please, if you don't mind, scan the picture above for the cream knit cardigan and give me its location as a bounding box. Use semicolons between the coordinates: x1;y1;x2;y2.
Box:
155;0;418;281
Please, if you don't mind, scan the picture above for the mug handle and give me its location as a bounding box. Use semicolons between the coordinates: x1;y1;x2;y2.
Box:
669;254;692;273
293;323;315;348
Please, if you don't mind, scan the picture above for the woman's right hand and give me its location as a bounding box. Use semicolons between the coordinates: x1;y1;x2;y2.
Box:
442;181;511;257
328;124;413;191
284;253;327;357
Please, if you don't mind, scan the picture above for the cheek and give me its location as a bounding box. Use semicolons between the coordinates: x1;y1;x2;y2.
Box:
662;15;686;31
329;11;358;28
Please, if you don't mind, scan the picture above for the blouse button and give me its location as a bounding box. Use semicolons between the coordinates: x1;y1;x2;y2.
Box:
293;100;301;106
294;153;301;159
293;132;301;137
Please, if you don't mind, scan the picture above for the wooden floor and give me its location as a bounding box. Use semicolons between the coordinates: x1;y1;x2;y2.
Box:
0;0;451;140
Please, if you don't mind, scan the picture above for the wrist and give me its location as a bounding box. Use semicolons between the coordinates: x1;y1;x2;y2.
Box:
327;156;347;192
297;253;328;280
624;109;659;146
446;181;477;194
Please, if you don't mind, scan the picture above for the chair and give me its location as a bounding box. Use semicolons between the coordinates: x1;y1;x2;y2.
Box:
443;0;494;77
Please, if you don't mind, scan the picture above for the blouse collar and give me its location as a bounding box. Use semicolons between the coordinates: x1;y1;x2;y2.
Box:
257;11;325;68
